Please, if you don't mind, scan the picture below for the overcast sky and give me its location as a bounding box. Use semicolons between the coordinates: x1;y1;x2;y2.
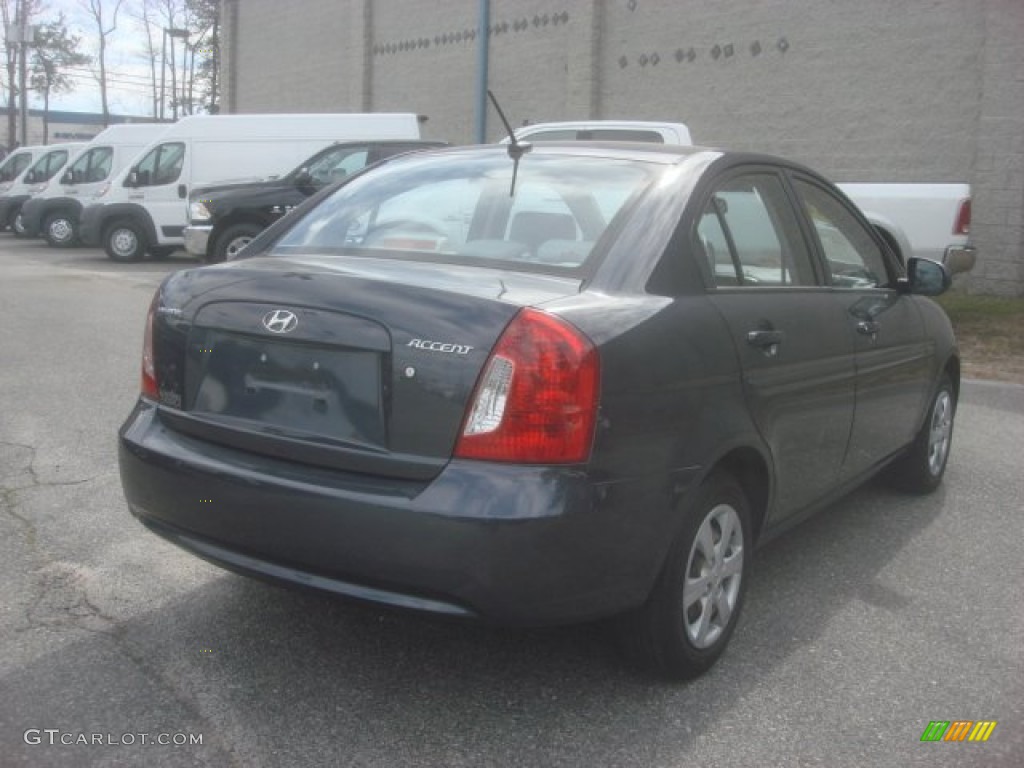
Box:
27;0;193;117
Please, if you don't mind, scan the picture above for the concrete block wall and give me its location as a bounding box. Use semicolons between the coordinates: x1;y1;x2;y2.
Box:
968;0;1024;296
221;0;1023;296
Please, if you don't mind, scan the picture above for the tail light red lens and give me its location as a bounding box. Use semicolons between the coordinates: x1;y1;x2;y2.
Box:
953;198;971;235
141;294;158;400
455;308;600;464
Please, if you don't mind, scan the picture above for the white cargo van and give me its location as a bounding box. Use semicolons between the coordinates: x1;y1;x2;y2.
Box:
77;113;422;261
20;124;169;246
0;145;41;186
0;143;85;233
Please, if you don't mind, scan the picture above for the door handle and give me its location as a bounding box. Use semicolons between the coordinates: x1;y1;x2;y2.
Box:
747;329;784;358
178;184;187;199
856;320;880;337
747;329;784;347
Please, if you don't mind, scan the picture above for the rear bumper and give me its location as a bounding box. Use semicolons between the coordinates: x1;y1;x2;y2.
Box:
183;225;212;258
119;400;690;625
943;244;977;274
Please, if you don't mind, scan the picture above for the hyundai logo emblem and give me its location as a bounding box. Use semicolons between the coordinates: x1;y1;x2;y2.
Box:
261;309;298;334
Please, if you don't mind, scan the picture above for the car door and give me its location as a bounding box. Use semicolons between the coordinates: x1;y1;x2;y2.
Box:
699;168;857;518
790;176;932;478
129;141;187;243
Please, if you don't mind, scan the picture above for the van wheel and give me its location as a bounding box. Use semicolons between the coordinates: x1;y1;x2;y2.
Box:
884;374;956;493
212;223;262;263
43;211;78;247
104;220;146;262
616;471;751;680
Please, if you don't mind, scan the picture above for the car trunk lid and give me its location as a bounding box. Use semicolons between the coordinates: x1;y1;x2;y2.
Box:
154;256;584;480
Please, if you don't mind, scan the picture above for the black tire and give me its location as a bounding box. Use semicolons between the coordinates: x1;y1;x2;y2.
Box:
212;222;263;263
12;211;28;238
43;211;78;247
616;471;752;680
148;246;176;260
104;219;147;262
884;374;956;493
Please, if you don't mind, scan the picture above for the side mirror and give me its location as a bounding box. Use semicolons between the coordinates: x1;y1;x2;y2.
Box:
60;170;73;184
24;169;37;183
903;257;951;296
124;169;138;188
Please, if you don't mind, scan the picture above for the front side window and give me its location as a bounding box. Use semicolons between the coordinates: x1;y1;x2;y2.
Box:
68;147;114;183
271;152;657;271
132;142;185;187
696;173;817;287
305;147;369;186
0;152;31;181
794;179;889;288
26;152;66;183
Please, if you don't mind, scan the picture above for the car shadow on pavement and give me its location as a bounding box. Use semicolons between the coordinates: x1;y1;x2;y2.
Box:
3;480;948;766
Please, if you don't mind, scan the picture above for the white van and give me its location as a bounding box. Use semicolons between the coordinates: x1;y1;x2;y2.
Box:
0;145;41;186
0;143;85;233
20;124;169;246
77;113;422;261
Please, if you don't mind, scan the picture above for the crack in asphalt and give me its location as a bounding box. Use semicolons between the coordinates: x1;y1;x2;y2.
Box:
1;439;244;767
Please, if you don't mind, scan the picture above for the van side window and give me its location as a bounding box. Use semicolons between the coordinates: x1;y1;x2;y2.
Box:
68;147;113;183
44;151;69;179
134;142;185;187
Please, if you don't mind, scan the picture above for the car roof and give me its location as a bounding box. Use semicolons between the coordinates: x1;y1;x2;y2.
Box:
420;141;720;165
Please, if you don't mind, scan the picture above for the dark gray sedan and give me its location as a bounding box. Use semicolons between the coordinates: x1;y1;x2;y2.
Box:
119;143;960;680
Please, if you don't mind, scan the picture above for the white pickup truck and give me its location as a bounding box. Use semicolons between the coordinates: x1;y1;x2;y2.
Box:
511;121;976;272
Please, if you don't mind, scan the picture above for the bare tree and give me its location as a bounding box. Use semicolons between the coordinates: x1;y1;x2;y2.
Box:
129;0;218;118
187;0;219;113
31;14;92;143
1;0;44;147
125;0;160;117
79;0;125;127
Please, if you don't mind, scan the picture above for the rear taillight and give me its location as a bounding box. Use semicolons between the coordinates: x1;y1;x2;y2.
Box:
953;198;971;235
455;308;600;464
141;294;158;400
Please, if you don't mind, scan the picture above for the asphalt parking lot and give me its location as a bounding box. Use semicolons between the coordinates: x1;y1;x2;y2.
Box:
1;237;1022;767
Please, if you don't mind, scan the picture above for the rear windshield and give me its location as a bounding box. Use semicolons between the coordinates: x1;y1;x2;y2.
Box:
269;152;658;271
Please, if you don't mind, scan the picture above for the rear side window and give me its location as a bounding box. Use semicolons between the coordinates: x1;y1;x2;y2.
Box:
793;179;889;288
696;174;817;287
